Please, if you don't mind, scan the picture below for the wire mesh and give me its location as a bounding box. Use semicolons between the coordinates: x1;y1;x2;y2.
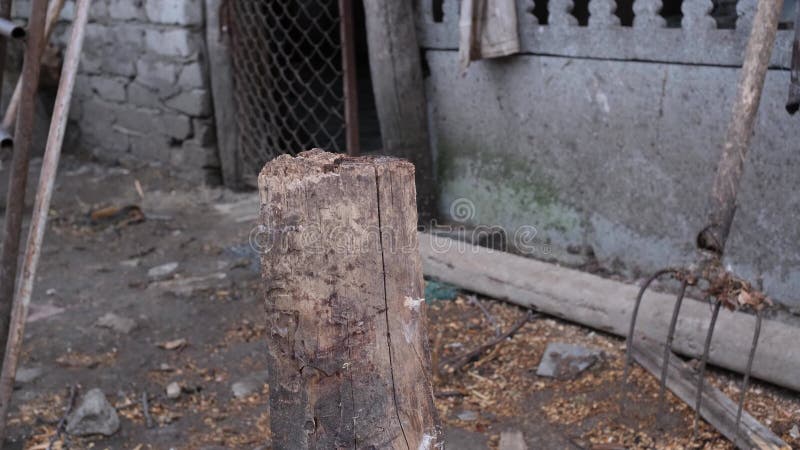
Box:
229;0;345;181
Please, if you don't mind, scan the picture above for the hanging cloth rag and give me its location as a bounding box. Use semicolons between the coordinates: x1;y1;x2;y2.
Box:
458;0;520;72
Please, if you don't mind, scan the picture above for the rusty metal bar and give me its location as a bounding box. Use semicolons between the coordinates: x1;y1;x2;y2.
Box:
656;280;688;423
0;18;24;39
693;299;721;438
0;0;49;434
735;310;763;437
0;0;13;100
2;0;67;131
787;0;800;114
0;0;90;441
623;268;679;382
339;0;360;156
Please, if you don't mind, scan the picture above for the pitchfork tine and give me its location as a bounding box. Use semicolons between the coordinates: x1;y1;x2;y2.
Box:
624;268;679;382
656;280;688;424
693;299;722;439
735;310;763;437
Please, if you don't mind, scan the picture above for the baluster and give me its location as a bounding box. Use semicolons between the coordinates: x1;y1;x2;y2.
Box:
549;0;579;26
736;0;758;31
682;0;716;30
525;0;542;25
633;0;667;28
444;0;460;23
590;0;621;26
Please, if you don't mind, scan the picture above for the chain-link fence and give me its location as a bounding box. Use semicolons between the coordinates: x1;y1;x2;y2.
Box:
228;0;347;180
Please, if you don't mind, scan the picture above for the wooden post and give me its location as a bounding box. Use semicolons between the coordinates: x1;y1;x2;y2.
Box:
205;0;241;188
258;150;441;449
362;0;437;222
339;0;360;156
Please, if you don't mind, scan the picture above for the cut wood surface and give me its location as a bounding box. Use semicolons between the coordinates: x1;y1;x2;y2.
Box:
418;233;800;392
259;150;440;449
631;335;789;450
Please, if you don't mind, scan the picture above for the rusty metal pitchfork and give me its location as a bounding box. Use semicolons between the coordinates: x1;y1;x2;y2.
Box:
622;0;785;441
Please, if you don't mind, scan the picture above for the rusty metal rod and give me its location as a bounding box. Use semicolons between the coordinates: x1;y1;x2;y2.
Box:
623;268;679;382
697;0;784;255
2;0;67;131
339;0;360;155
0;0;90;442
656;280;688;423
0;18;23;39
787;0;800;114
692;299;721;439
735;310;762;438
0;0;49;398
0;0;13;102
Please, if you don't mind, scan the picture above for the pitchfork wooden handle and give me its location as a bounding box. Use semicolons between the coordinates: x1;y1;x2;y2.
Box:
698;0;785;255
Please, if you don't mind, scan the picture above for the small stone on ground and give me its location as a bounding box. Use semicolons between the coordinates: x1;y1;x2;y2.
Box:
148;272;227;296
456;410;479;421
166;381;181;399
499;430;527;450
231;380;260;398
231;372;267;398
66;388;120;437
147;262;179;279
95;313;137;334
14;367;43;385
536;342;602;380
445;427;489;450
119;258;140;268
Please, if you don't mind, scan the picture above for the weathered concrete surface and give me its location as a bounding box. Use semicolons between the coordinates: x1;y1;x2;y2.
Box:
425;50;800;308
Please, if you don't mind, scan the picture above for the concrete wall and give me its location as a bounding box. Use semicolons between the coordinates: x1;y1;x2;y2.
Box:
11;0;217;180
420;1;800;309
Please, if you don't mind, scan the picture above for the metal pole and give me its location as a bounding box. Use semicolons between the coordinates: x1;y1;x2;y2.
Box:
692;300;721;439
0;0;91;442
0;0;49;386
2;0;67;131
0;0;13;101
656;280;688;423
339;0;360;155
735;310;763;439
787;0;800;114
0;127;11;148
0;19;24;39
697;0;784;254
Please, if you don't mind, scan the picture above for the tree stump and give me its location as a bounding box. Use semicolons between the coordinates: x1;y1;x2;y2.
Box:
258;150;441;449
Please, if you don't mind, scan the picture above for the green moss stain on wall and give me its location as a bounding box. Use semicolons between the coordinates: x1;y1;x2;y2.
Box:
436;141;586;257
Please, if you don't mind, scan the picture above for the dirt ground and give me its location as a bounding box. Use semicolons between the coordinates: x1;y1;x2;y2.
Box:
0;157;798;449
429;297;800;450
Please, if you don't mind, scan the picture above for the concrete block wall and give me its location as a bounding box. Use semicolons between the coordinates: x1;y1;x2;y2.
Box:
12;0;218;179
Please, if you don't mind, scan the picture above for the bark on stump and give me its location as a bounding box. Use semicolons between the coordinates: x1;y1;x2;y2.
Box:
258;150;441;449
